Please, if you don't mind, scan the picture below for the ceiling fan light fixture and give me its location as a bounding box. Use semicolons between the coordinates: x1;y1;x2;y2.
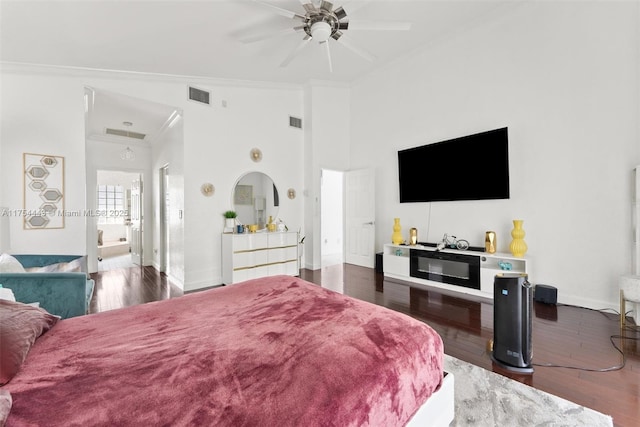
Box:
310;21;332;42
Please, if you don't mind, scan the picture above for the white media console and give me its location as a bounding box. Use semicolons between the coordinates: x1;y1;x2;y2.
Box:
383;243;528;299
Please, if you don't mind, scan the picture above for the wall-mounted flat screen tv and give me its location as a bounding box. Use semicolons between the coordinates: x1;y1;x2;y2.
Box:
398;127;510;202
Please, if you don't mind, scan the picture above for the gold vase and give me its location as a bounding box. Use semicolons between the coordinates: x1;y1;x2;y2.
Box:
409;228;418;245
508;220;528;258
392;218;403;245
485;231;496;254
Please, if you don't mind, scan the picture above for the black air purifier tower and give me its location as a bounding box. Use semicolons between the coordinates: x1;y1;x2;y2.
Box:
492;274;534;374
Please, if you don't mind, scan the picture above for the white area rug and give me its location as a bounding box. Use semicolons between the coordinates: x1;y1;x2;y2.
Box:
444;354;613;426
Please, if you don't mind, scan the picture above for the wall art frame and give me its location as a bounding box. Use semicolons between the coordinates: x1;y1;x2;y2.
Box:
23;152;65;229
234;184;253;205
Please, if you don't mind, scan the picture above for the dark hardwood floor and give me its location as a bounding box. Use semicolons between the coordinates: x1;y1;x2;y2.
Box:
90;263;640;427
89;265;183;313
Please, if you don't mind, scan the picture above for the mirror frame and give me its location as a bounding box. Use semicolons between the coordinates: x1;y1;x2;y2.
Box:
232;171;279;230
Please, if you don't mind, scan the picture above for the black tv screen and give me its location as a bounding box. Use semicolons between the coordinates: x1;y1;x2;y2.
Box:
398;127;510;202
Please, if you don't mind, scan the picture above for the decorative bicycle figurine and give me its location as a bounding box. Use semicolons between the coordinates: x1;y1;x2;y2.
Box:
436;233;470;251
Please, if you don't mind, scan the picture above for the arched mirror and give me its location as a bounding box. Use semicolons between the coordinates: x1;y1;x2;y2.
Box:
233;172;279;230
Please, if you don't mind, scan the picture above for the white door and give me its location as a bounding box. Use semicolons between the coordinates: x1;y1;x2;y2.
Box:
130;177;143;265
345;168;375;268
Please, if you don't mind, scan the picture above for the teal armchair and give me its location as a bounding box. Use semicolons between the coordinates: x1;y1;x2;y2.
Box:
0;254;94;319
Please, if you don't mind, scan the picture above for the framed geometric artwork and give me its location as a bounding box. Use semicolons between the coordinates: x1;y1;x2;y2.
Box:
234;185;253;205
23;153;65;229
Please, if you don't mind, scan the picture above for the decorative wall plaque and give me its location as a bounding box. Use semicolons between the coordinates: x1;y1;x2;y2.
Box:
23;153;65;229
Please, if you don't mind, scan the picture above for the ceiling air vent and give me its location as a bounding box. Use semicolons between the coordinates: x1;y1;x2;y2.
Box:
105;128;146;140
289;116;302;129
188;86;211;105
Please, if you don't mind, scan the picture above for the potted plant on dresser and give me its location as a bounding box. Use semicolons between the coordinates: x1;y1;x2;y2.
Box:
223;210;237;230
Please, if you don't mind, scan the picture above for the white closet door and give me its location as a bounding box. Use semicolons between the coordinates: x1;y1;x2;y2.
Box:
345;168;375;268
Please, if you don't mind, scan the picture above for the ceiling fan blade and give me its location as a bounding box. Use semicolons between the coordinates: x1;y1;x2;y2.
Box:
339;0;372;15
319;1;333;13
334;6;347;21
336;34;376;62
348;20;412;31
323;41;333;73
252;0;306;21
299;0;316;13
240;26;304;44
280;37;312;68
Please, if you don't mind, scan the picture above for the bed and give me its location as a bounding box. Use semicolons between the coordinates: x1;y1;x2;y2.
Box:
1;275;454;426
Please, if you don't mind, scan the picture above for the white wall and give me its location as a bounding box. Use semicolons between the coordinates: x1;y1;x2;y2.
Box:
350;1;640;310
0;66;304;291
182;84;304;289
0;73;87;255
303;82;351;269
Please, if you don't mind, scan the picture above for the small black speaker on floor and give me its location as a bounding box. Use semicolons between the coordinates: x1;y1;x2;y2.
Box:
534;284;558;305
375;252;383;274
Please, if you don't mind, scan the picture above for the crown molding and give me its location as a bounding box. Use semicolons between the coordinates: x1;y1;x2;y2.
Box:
0;61;305;92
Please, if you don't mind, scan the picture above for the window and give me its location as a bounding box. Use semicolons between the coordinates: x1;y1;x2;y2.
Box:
97;185;125;224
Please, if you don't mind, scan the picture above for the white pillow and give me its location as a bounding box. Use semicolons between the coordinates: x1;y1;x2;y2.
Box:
24;258;83;273
0;253;26;273
0;287;16;301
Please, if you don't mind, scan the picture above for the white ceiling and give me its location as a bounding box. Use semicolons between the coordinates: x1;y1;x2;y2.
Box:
1;0;518;143
84;87;181;146
1;0;519;84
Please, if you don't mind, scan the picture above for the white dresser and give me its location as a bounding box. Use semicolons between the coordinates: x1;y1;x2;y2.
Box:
222;232;299;284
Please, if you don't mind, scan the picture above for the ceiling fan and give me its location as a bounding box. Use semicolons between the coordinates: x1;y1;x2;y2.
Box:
245;0;412;72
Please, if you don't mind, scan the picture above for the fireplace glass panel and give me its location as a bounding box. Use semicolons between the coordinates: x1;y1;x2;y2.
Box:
410;249;480;290
417;258;470;280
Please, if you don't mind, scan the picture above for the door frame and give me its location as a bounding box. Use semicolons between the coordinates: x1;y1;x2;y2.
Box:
159;164;169;274
320;168;345;267
129;174;143;266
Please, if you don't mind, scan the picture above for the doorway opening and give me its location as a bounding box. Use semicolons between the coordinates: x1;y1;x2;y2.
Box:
84;86;184;279
320;169;344;267
96;170;142;272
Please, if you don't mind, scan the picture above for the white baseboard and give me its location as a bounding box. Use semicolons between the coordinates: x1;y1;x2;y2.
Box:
558;294;619;314
184;276;222;292
167;273;184;289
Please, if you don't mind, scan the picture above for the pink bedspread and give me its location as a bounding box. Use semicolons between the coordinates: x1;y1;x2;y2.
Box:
6;276;443;426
